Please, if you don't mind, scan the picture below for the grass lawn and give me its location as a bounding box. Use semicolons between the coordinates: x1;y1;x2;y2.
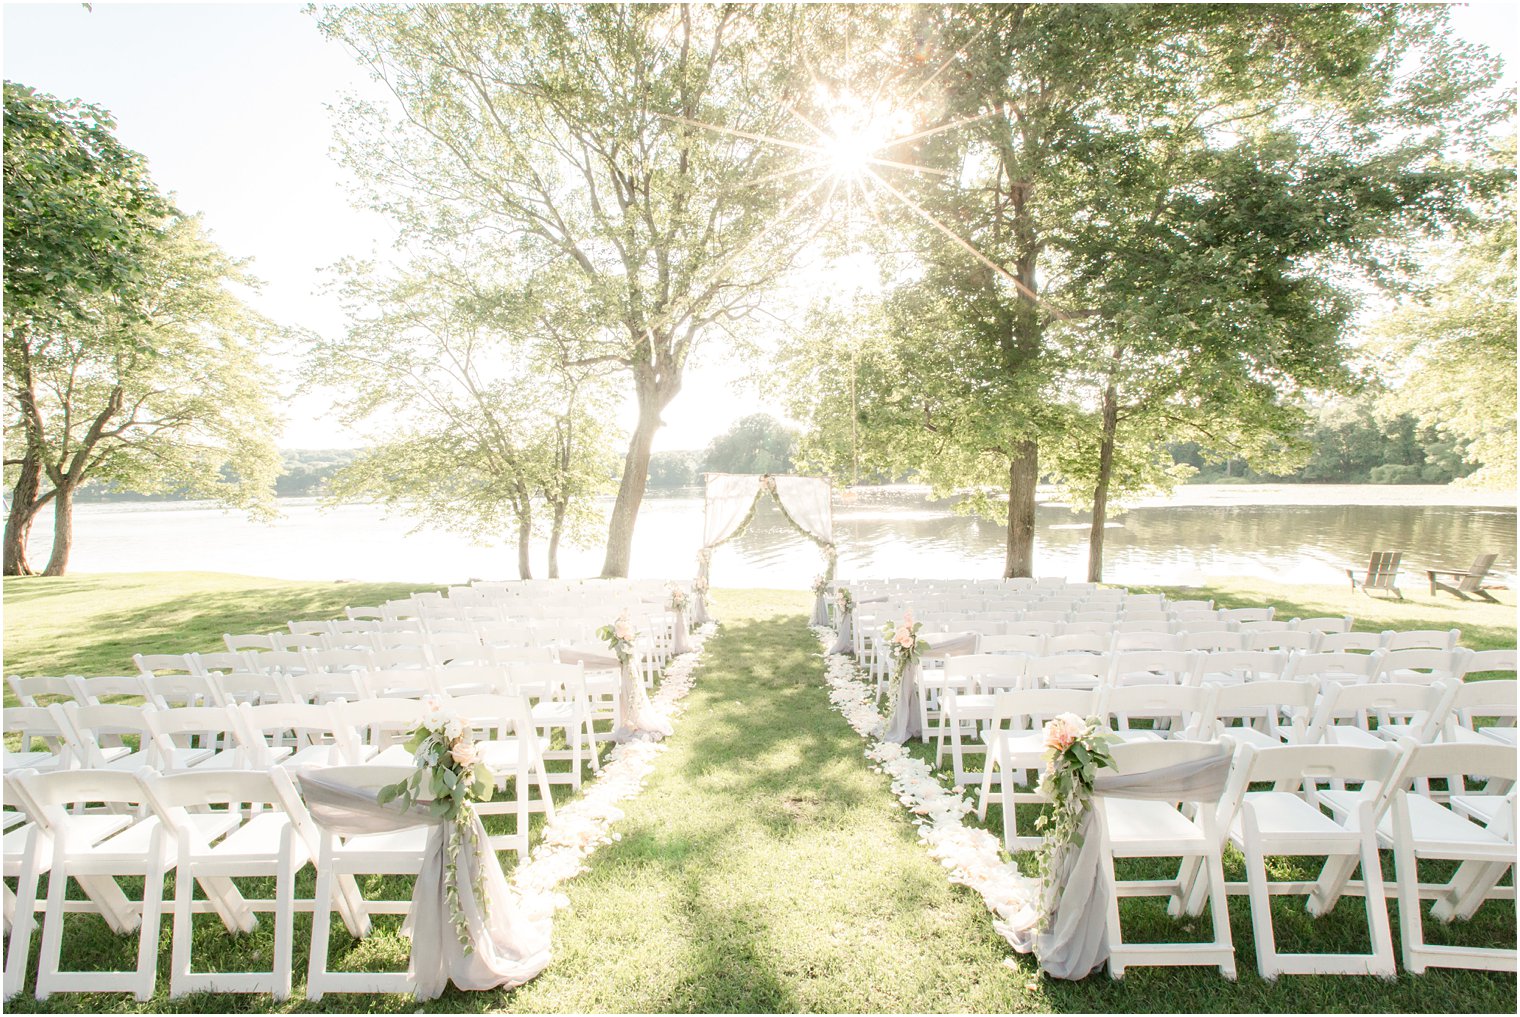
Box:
1;572;1516;1012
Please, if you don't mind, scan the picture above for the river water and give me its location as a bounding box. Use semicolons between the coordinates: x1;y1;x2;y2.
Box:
20;484;1516;588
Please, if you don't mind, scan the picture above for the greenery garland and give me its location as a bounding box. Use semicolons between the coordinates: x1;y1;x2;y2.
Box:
1032;714;1118;929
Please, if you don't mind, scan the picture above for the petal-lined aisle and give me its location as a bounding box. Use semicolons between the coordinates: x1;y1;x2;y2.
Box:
496;589;1033;1013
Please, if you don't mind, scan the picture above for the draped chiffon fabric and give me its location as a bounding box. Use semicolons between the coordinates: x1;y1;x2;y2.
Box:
298;771;553;1000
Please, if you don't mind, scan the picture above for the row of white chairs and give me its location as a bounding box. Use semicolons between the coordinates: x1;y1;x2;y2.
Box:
4;750;558;1002
966;678;1517;808
982;737;1515;980
8;664;611;793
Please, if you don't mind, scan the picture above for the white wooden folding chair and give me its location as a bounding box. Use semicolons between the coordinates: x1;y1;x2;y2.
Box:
188;651;255;677
1438;675;1518;751
1;706;74;773
1097;684;1215;743
1244;630;1315;653
509;662;599;789
443;694;555;855
1194;649;1288;688
1025;652;1111;692
1284;650;1384;692
1178;630;1246;653
1304;681;1452;751
5;675;76;709
1385;740;1516;973
143;769;319;999
976;688;1097;851
58;702;212;772
936;654;1026;783
304;765;430;999
1212;743;1400;980
234;702;367;775
1107;649;1199;688
20;767;234;1001
144;705;258;772
335;698;426;763
1382;628;1461;652
1093;739;1236;980
1376;647;1460;686
1207;680;1317;749
139;672;219;711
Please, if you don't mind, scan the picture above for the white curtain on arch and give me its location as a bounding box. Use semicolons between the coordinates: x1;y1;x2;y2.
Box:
773;475;833;545
702;474;765;547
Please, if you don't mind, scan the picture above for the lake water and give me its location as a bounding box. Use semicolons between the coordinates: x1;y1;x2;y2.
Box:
20;485;1517;589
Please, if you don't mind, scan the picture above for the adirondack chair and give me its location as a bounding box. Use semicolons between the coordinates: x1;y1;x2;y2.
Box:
1427;553;1500;603
1347;551;1403;600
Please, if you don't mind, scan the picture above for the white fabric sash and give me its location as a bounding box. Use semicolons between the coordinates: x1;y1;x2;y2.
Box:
298;771;552;1000
997;749;1234;979
882;632;982;743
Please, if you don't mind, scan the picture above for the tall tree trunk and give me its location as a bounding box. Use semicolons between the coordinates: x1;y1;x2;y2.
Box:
547;499;566;579
42;482;76;577
1004;438;1039;578
601;371;676;578
516;511;533;581
1087;383;1120;584
4;453;45;576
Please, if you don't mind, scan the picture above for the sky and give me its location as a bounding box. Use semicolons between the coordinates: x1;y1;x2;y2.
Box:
3;0;1517;452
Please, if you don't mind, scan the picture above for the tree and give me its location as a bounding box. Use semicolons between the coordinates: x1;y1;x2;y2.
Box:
4;214;281;575
313;260;618;579
703;414;797;475
318;4;816;576
3;80;175;574
784;4;1507;579
1374;182;1518;490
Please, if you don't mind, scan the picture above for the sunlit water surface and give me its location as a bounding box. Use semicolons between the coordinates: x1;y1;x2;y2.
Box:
22;485;1516;589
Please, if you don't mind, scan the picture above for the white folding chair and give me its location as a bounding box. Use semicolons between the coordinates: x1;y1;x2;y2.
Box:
1194;649;1288;688
139;672;219;711
1293;615;1354;637
224;632;280;654
936;654;1026;784
144;769;319;999
1;706;73;773
234;702;366;775
335;698;426;762
1376;648;1460;686
20;768;227;1001
58;702;204;771
1208;680;1317;749
1382;628;1461;652
1318;631;1384;654
1178;630;1246;653
1221;607;1275;626
1097;684;1215;743
303;765;430;999
509;662;600;790
188;651;254;677
1108;649;1199;688
1284;650;1384;692
144;705;255;772
1210;743;1399;979
977;689;1097;851
1025;653;1111;692
1304;682;1453;751
5;675;76;709
1439;675;1518;751
443;694;555;855
1093;739;1236;980
1244;630;1315;653
1386;740;1516;973
1110;630;1181;653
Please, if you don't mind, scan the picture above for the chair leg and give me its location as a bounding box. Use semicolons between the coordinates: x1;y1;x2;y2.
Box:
1242;834;1280;980
1434;860;1510;923
134;849;168;1001
273;851;297;1001
3;852;40;1000
170;860;193;998
1205;845;1237;979
34;848;68;1001
1359;821;1396;979
1391;800;1426;975
308;865;334;1000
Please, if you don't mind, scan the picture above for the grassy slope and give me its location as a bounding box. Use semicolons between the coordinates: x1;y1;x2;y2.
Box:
2;574;1516;1012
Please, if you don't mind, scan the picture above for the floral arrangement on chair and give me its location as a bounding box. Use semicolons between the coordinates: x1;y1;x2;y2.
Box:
667;584;689;613
878;611;923;718
377;698;496;951
1033;712;1118;924
693;575;709;595
835;586;854;613
811;574;830;597
597;612;638;664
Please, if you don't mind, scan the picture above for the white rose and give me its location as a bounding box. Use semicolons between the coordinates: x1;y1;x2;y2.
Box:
444;717;463;741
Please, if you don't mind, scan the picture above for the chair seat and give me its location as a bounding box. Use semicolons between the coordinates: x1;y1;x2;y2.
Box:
282;743;370;773
946;694;996;719
1100;798;1207;849
1233;791;1357;846
584;674;619;695
205;813;305;863
531;701;580;724
1322;726;1385;750
1216;726;1282;750
337;825;432;859
478;737;550;773
1396;793;1513;854
1111;730;1167;744
366;744;416;767
2;750;65;772
1451;794;1506;826
1480;727;1517;747
76;813;239;862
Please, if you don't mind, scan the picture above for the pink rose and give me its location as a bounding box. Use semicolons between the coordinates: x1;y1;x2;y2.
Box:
903;610;915;626
450;740;479;767
1043;715;1081;752
894;625;913;647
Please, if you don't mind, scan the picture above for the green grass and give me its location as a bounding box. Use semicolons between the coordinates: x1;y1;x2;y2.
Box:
3;571;443;684
2;574;1516;1012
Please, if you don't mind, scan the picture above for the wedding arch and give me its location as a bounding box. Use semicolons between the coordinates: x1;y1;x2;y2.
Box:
693;473;836;624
